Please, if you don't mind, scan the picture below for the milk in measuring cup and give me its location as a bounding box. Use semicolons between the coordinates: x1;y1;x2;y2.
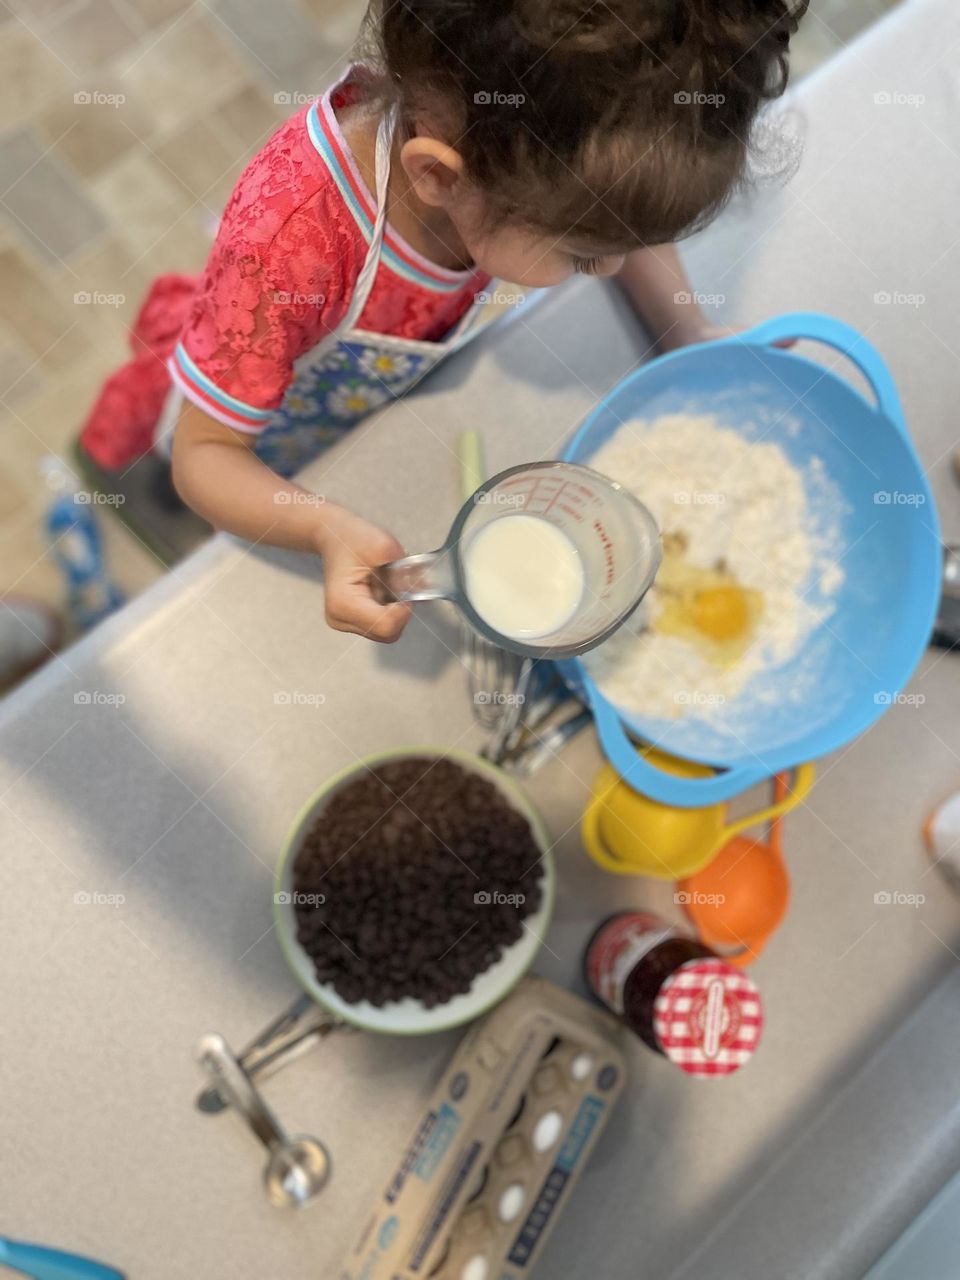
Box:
463;514;585;640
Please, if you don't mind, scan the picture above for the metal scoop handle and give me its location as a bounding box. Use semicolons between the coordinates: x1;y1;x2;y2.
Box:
196;1033;287;1152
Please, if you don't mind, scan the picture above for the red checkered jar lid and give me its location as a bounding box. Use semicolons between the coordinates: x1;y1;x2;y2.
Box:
653;958;764;1077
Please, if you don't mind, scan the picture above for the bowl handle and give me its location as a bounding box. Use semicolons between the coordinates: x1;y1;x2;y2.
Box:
736;311;908;437
586;681;769;807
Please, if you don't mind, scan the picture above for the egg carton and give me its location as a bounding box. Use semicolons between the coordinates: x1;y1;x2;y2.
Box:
340;975;626;1280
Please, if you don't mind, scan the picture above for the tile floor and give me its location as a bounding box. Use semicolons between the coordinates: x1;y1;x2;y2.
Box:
0;0;901;629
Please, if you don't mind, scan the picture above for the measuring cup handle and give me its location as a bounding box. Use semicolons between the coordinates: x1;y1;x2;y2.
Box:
372;547;454;604
586;682;769;806
736;311;908;437
719;761;817;841
581;781;640;875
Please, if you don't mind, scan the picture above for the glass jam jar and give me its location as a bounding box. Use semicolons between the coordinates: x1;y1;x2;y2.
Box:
584;911;764;1077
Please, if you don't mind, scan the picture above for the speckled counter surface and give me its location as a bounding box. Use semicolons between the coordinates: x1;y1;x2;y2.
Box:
2;2;960;1277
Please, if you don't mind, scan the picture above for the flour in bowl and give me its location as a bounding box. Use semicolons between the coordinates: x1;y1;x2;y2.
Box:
584;413;844;720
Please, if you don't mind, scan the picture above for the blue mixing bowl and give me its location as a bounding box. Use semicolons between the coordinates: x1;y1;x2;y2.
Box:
559;312;941;806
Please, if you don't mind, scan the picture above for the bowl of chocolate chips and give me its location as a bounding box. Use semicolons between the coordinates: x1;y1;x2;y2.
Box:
273;749;556;1034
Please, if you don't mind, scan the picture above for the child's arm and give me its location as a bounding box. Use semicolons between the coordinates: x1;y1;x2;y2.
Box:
617;244;729;352
171;402;412;642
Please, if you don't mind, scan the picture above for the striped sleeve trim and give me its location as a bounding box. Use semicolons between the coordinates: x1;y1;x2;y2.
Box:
169;343;276;435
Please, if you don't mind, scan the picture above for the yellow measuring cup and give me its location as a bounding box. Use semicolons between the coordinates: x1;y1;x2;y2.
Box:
581;748;815;880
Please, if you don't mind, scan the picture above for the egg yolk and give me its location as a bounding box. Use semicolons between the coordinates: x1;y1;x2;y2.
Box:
651;550;763;666
691;585;751;641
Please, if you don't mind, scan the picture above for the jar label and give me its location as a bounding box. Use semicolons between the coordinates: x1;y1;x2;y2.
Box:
586;912;675;1014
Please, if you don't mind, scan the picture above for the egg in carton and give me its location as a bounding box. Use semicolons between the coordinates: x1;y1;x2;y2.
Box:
340;974;626;1280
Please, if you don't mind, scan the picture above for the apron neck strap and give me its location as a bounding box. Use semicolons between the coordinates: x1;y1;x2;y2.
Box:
339;104;398;333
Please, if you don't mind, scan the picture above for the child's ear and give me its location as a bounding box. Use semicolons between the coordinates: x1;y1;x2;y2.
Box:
399;137;464;208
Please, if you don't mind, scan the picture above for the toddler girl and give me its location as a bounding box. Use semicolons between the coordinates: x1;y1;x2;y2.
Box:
80;0;806;642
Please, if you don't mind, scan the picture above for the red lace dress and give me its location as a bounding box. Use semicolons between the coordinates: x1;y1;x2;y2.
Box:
80;68;489;472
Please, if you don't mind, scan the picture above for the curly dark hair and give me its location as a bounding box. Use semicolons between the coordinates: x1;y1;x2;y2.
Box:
369;0;808;249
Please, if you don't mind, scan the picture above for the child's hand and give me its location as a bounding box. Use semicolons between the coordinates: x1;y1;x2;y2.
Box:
317;505;412;643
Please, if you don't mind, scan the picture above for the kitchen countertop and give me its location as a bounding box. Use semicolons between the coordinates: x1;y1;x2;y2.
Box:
2;1;960;1276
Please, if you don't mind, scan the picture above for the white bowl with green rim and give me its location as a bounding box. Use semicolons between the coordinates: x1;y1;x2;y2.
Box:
273;747;556;1035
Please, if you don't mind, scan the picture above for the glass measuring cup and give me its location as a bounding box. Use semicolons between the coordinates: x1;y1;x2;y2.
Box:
374;461;661;659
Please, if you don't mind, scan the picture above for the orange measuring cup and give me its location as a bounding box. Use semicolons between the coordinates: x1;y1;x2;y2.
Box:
676;771;795;966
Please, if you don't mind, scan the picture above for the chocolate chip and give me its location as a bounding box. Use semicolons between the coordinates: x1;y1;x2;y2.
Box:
291;758;543;1009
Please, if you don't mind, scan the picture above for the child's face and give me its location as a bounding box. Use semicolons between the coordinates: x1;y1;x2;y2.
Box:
399;135;628;287
457;217;627;288
444;184;626;285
